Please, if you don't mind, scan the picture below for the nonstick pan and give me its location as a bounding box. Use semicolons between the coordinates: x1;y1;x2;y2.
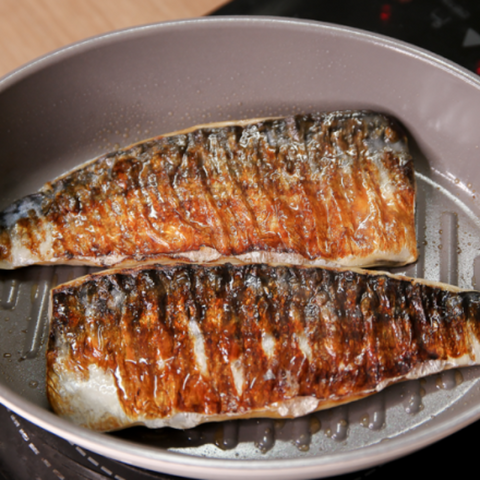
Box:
1;16;480;480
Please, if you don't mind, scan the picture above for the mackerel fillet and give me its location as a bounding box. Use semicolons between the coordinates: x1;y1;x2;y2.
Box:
46;264;480;432
1;111;416;269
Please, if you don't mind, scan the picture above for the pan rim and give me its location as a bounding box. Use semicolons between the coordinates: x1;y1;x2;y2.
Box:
1;15;480;90
2;384;480;477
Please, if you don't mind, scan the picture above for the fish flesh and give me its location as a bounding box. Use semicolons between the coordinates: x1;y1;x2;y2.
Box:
0;110;417;270
46;263;480;432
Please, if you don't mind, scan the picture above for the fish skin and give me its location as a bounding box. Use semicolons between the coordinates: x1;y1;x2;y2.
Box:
46;263;480;432
0;111;416;270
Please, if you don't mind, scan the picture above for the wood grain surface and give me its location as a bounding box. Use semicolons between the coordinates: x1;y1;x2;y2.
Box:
0;0;227;78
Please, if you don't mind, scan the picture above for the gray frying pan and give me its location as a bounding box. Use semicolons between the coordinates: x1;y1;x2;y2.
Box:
1;16;480;480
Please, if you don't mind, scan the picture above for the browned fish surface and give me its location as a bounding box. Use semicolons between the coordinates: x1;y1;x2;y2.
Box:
0;111;416;269
46;264;480;432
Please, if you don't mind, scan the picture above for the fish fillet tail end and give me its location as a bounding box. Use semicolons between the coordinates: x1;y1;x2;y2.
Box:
0;193;49;270
0;223;12;269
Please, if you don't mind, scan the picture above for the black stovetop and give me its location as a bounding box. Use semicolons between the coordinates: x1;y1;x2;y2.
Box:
2;1;480;479
1;400;479;480
213;0;480;75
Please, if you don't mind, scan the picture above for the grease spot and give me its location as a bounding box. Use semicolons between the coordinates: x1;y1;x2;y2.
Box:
309;416;321;434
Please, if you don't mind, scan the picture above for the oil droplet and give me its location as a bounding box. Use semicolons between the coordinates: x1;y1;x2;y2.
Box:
214;426;228;450
3;353;11;358
438;244;443;250
309;416;321;434
324;428;332;438
454;178;460;184
467;183;473;189
254;426;274;453
455;370;464;385
435;370;460;390
28;380;38;389
435;376;445;389
294;439;310;452
360;414;369;428
404;391;422;414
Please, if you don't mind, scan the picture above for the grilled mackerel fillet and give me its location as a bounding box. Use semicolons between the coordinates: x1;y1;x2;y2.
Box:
1;111;416;270
47;264;480;432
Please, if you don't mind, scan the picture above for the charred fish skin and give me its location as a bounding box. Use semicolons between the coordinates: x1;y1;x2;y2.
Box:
46;264;480;432
1;110;417;270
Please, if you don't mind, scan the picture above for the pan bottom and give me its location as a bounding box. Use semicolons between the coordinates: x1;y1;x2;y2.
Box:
1;170;480;461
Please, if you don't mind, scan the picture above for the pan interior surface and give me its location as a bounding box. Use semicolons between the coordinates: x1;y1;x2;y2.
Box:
1;16;480;479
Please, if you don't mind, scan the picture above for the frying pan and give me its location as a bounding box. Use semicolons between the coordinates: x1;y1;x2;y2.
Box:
1;16;480;480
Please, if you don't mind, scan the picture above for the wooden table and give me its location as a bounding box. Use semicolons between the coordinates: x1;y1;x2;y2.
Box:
0;0;227;78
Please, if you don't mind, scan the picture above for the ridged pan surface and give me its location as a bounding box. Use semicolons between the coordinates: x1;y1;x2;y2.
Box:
1;16;480;480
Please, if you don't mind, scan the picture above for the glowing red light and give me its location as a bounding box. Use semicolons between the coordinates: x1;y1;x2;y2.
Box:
477;60;480;76
380;4;392;22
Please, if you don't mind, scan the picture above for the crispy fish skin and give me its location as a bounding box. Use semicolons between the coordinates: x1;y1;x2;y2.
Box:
46;264;480;432
0;111;416;270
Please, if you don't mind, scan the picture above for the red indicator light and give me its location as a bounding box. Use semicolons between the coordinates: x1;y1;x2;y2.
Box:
380;4;392;22
477;60;480;76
